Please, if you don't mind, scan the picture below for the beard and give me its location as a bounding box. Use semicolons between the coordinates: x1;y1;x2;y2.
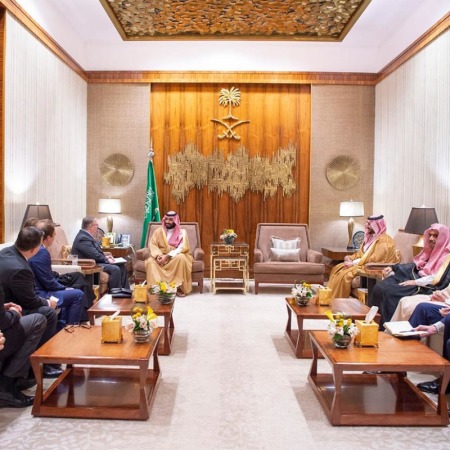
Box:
165;222;176;229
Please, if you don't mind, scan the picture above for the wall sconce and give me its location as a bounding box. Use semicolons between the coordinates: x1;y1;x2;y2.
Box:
98;198;121;233
21;203;53;228
339;200;364;249
404;206;439;256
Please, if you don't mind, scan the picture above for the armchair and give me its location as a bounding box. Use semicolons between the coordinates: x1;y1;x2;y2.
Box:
47;226;108;296
135;222;205;293
253;223;325;294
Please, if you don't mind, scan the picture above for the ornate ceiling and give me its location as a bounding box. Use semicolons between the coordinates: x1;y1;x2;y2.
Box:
99;0;372;41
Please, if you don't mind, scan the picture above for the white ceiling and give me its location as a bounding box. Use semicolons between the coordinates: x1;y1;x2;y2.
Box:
15;0;450;73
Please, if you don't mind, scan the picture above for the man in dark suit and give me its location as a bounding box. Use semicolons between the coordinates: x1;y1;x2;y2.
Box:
0;286;46;408
72;216;129;291
0;226;62;378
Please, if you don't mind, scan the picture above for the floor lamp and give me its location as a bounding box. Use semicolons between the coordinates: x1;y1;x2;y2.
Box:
340;200;364;250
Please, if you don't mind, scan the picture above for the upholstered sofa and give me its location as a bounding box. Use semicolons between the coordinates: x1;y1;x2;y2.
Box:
135;222;205;293
253;223;325;294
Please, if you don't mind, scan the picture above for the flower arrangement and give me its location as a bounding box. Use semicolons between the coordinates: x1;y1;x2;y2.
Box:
151;280;177;295
151;280;177;304
129;305;158;332
220;229;237;243
291;281;313;299
325;310;359;346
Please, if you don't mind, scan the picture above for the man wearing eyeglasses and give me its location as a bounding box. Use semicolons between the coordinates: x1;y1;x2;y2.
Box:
72;216;129;291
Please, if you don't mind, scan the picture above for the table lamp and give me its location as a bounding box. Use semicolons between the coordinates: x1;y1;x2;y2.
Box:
98;198;121;233
21;203;53;228
404;206;439;256
339;200;364;249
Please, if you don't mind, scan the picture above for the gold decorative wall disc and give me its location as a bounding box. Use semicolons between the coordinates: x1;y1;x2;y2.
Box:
326;155;360;190
100;153;135;186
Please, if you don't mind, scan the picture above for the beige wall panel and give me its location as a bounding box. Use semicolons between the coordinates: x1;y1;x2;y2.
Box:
4;14;87;243
87;84;150;247
374;29;450;235
310;85;375;250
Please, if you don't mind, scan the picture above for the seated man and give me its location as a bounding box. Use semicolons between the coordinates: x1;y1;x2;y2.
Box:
72;216;129;291
370;224;450;324
0;286;46;408
28;219;85;326
0;226;62;378
145;211;193;297
409;302;450;395
327;214;399;299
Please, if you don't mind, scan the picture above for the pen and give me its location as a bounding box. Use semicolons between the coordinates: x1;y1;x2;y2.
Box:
399;330;415;333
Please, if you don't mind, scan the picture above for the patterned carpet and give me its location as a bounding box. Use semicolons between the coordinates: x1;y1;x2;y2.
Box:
1;281;450;449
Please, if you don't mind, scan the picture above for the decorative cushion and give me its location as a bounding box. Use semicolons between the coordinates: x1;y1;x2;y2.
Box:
270;235;301;249
269;248;301;262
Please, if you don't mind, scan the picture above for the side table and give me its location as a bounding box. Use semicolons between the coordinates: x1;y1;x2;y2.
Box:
210;242;249;294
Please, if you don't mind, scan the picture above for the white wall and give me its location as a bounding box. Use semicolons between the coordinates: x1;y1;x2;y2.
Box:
4;13;87;243
374;29;450;236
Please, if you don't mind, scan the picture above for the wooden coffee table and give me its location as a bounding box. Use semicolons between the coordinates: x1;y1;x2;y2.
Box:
308;330;450;426
88;294;175;355
30;326;162;420
284;297;380;358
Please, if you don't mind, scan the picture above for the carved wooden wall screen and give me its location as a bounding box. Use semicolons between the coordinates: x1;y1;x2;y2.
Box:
151;83;311;267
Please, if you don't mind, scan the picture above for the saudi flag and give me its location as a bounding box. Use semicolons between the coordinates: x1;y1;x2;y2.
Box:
141;160;161;248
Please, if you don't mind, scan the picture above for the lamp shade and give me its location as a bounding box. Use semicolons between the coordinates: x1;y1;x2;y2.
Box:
21;204;53;228
98;198;122;214
404;207;438;235
339;201;364;217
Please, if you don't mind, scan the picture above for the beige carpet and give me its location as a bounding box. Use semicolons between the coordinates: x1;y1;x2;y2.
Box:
1;281;450;449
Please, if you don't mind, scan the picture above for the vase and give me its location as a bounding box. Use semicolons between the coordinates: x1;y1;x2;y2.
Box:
296;295;310;307
333;334;352;348
158;292;176;304
133;329;150;343
223;236;235;245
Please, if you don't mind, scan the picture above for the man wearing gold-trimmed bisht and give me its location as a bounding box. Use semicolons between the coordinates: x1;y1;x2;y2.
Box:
327;215;399;299
145;211;193;297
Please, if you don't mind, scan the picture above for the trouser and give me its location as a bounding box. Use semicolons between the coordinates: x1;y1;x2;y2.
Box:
41;289;84;325
100;263;130;290
2;313;46;378
23;305;57;347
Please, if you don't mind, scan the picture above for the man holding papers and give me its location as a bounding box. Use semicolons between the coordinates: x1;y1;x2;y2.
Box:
72;217;129;291
409;302;450;394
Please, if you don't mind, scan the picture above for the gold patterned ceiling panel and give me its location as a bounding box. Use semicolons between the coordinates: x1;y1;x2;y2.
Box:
99;0;372;41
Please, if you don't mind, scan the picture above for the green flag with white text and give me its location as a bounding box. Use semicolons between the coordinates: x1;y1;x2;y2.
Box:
141;160;161;248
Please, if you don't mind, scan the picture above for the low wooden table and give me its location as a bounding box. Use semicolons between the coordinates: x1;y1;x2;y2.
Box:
30;326;162;420
284;297;380;358
308;330;450;426
87;294;175;355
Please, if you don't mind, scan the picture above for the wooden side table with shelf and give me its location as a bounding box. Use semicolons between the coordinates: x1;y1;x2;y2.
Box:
321;247;355;280
210;242;249;294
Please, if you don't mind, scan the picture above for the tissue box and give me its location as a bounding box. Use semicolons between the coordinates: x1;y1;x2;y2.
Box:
133;285;148;303
317;287;332;306
101;316;123;343
354;320;379;347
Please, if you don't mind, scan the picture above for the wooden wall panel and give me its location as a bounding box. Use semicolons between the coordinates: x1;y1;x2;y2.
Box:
151;83;311;268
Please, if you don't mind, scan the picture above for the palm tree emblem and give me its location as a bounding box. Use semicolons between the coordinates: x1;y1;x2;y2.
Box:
211;87;250;140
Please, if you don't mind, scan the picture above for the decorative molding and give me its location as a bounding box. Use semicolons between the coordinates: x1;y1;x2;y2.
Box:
164;143;297;203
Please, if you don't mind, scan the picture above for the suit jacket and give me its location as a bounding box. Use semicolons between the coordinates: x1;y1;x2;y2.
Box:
29;245;66;295
72;229;108;264
0;245;48;312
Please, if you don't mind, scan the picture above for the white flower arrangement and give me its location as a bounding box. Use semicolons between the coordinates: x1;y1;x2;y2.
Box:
291;281;313;299
325;310;359;341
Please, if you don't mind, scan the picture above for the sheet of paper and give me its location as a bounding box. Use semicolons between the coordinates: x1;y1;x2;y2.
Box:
113;257;127;264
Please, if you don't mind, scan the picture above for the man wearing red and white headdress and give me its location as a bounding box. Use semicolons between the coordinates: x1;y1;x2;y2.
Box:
327;214;399;299
145;211;193;296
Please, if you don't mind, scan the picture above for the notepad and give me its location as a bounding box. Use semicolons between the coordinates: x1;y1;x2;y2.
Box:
384;321;428;337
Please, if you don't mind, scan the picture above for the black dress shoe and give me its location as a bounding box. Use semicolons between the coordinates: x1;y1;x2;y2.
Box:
15;377;36;391
0;390;34;408
43;365;63;379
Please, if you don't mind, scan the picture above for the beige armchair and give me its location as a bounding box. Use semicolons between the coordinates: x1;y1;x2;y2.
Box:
253;223;325;294
47;226;109;296
135;222;205;293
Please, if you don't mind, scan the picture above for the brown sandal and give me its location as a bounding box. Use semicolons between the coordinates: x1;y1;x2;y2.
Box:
176;288;186;297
